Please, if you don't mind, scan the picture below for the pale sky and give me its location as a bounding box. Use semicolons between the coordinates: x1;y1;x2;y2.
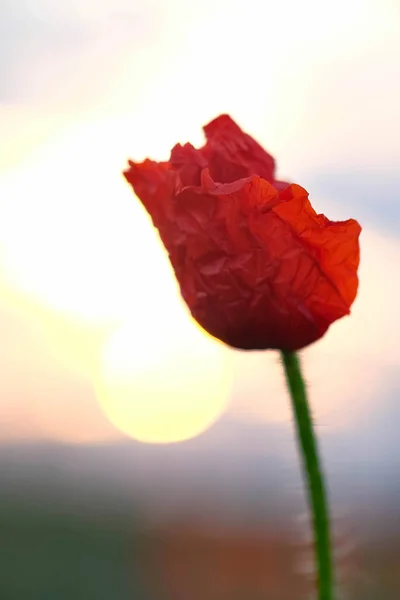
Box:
0;0;399;445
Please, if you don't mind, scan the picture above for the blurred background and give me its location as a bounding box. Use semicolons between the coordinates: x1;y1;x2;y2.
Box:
1;0;399;598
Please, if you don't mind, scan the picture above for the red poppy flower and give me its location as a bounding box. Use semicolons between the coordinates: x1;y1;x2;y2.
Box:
124;115;361;351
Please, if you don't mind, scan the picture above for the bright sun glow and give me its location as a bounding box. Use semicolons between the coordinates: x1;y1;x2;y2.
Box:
0;117;233;444
0;117;180;323
95;306;232;444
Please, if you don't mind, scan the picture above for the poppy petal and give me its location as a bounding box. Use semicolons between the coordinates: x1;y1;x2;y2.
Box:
124;115;361;351
202;114;285;187
123;159;177;226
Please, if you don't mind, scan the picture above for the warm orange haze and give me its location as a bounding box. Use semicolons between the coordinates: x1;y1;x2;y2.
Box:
1;0;399;598
1;0;399;443
0;130;395;443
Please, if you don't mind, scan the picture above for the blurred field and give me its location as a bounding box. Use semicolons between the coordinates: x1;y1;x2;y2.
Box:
0;500;146;600
1;495;400;600
1;436;400;600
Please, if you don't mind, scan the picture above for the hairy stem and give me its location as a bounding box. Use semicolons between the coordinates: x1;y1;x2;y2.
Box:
281;350;333;600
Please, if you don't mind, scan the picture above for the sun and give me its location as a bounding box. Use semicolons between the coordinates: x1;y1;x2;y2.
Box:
94;304;232;444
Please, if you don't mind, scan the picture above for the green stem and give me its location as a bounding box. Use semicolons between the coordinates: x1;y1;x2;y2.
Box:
281;351;333;600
